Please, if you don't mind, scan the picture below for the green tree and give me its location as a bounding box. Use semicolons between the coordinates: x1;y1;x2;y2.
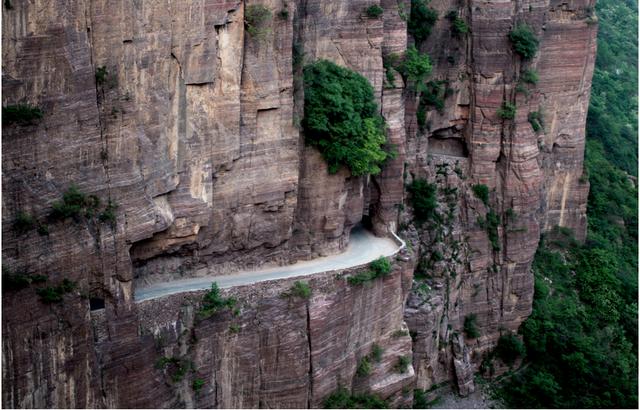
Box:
303;60;390;176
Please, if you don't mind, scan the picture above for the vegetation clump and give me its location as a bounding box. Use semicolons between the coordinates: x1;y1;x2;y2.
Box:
471;184;489;205
397;46;432;85
365;5;383;18
521;69;539;84
2;104;44;125
286;280;312;299
509;24;539;59
496;101;516;120
356;356;372;376
192;378;205;392
528;110;544;133
36;279;76;304
395;355;411;373
408;0;438;45
323;387;388;408
245;4;272;38
495;333;526;365
49;185;117;226
463;313;480;338
155;356;194;383
369;256;391;277
347;258;391;286
303;60;390;176
197;282;237;320
13;211;36;234
446;11;469;37
407;179;437;224
2;267;47;292
95;66;108;86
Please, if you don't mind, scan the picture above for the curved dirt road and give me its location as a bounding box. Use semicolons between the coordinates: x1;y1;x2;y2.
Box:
135;227;400;301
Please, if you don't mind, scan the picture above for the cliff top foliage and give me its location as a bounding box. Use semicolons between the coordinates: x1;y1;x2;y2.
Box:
302;60;390;176
508;24;539;59
198;282;236;319
408;0;438;44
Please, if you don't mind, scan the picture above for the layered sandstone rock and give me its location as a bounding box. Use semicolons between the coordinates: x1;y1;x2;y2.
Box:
2;0;595;407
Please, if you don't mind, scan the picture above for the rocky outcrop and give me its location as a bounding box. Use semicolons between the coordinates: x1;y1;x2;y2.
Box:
2;0;595;407
402;0;596;395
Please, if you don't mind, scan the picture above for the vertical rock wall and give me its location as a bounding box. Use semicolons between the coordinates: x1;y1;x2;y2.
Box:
1;0;595;407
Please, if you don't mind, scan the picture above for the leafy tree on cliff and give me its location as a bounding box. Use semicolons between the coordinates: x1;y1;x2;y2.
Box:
302;60;390;176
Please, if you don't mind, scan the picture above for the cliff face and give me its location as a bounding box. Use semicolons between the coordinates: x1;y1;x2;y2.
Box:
2;0;595;407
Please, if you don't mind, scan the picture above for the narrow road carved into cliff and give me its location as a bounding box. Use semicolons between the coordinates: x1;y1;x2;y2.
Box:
135;227;401;301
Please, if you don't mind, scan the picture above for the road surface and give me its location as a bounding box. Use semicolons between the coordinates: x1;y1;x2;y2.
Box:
135;227;400;301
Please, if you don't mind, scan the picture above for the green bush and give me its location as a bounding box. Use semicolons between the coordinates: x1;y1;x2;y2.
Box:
95;66;108;85
419;80;446;113
50;185;98;220
36;279;76;304
365;5;383;18
198;282;237;319
497;101;516;119
463;314;480;338
192;378;205;392
356;356;372;376
156;356;193;383
14;211;36;234
288;280;312;299
2;267;47;292
395;355;411;373
2;104;44;125
245;4;272;38
369;256;391;277
408;0;438;45
486;210;501;251
446;11;469;37
371;344;384;362
509;24;539;59
528;110;544;133
407;179;437;224
495;333;526;365
471;184;489;205
99;200;118;225
397;46;432;85
521;69;539;84
303;60;389;176
323;387;388;408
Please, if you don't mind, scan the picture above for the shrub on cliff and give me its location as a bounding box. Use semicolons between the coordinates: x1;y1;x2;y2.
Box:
408;0;438;45
197;282;236;319
509;24;539;59
365;5;383;18
464;314;480;338
397;46;432;87
2;103;44;125
521;69;539;84
245;4;272;38
495;333;526;365
497;101;516;120
286;280;312;299
471;184;489;205
303;60;389;176
407;179;437;224
369;256;392;277
323;387;388;408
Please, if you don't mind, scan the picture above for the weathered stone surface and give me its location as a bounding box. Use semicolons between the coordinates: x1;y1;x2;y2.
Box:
2;0;595;407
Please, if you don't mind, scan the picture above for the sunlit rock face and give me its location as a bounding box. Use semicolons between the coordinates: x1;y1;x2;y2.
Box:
1;0;594;407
